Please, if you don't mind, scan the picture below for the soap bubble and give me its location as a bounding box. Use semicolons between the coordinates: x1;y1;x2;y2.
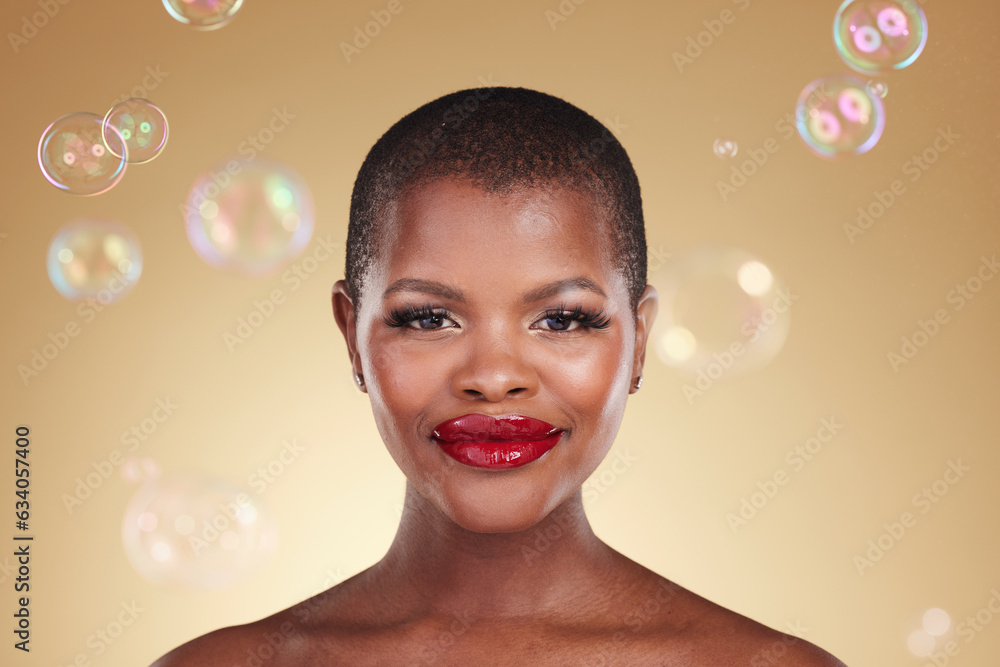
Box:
47;218;143;302
834;0;928;74
122;471;278;590
162;0;244;30
795;73;885;158
713;138;738;159
37;112;127;195
650;244;792;380
866;79;889;99
183;158;315;274
103;98;169;164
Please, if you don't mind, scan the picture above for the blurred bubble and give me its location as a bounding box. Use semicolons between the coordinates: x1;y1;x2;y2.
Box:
834;0;928;74
37;112;127;195
162;0;243;30
47;218;143;302
121;457;161;484
650;244;792;379
103;98;169;164
866;79;889;99
795;73;885;158
712;138;738;159
122;471;278;590
183;158;315;274
906;629;935;657
923;608;951;636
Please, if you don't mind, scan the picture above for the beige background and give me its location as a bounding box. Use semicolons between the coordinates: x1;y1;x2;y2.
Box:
1;0;998;665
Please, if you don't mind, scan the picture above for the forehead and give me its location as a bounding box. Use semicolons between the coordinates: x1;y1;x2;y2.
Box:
371;179;619;303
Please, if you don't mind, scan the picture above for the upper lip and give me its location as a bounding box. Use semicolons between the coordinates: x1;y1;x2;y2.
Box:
431;414;563;443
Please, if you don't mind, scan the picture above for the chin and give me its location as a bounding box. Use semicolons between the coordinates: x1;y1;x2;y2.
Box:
438;481;557;535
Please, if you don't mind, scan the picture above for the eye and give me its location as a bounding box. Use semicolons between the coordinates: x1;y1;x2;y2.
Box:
536;313;582;332
383;304;458;330
532;305;611;333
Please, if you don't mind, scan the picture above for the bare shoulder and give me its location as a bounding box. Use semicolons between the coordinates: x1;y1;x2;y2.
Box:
640;577;848;666
148;613;310;667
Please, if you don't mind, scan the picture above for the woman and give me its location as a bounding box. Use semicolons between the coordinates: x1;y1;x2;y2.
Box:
154;87;846;665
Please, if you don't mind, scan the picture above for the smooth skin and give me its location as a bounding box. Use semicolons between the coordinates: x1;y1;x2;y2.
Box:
152;179;846;665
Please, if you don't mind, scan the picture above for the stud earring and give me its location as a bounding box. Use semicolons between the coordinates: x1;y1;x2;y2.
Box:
633;376;643;391
354;373;365;390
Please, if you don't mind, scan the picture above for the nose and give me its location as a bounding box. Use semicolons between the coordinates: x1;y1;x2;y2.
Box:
451;331;538;402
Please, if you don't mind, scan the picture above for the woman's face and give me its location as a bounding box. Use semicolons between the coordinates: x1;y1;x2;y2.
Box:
333;178;657;533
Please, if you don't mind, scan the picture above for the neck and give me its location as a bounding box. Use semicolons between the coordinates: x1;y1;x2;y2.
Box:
369;481;616;622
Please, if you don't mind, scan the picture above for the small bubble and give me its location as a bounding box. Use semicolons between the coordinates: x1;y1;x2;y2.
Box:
866;79;889;99
46;218;143;302
712;138;738;159
795;73;885;158
37;112;127;195
103;98;169;164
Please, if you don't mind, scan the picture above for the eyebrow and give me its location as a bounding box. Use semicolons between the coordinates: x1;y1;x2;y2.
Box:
382;276;607;304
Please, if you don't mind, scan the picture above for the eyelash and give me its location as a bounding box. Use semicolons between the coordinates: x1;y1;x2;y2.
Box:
382;302;611;332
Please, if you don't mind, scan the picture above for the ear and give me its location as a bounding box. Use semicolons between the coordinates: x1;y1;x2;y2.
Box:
332;280;364;390
630;284;658;394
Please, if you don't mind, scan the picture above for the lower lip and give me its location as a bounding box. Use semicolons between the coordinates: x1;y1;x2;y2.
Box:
435;431;564;469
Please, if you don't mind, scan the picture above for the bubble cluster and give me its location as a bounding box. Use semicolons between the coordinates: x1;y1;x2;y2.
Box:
795;73;885;158
122;472;278;590
103;98;169;164
834;0;928;74
712;138;738;159
183;158;315;274
650;245;792;380
46;218;143;302
37;112;128;195
162;0;244;30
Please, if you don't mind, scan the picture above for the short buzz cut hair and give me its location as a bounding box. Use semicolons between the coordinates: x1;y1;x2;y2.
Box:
344;86;647;318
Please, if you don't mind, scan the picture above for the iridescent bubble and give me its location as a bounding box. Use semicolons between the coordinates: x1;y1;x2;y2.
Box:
866;79;889;99
183;158;315;274
37;112;127;195
122;471;278;590
713;138;738;159
795;74;885;158
834;0;928;74
103;98;169;164
650;244;792;379
162;0;244;30
46;218;143;302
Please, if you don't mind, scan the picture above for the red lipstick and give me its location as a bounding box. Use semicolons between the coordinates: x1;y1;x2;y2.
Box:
431;414;565;469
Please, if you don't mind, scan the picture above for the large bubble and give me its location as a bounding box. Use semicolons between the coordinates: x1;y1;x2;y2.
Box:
183;158;315;274
834;0;928;74
103;98;169;164
795;73;885;158
37;112;127;195
46;218;143;302
162;0;244;30
650;244;793;381
122;471;278;590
